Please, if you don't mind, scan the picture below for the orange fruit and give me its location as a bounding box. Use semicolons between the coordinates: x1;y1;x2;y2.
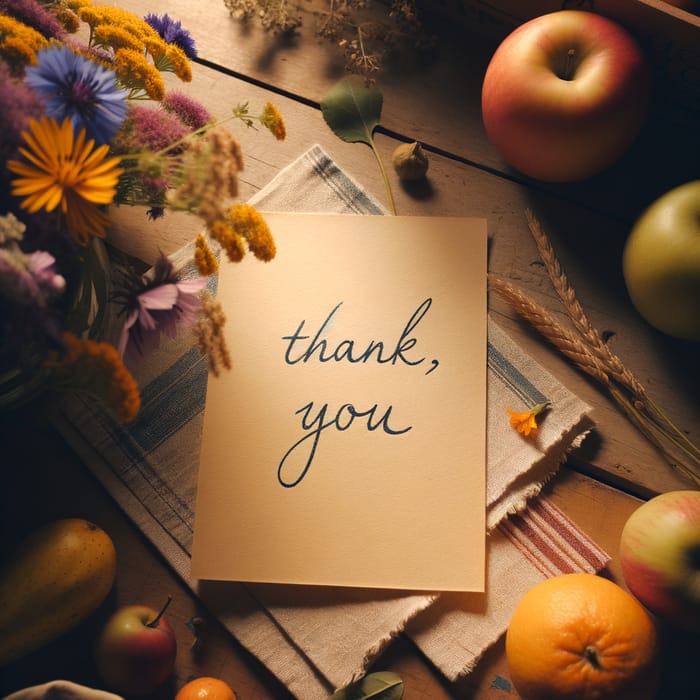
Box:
175;677;237;700
505;573;660;700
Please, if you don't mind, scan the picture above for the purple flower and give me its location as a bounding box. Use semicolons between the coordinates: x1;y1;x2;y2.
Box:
0;248;64;306
0;247;66;362
146;207;165;221
0;0;65;40
0;60;44;162
111;104;190;154
113;254;206;363
144;13;198;59
162;91;212;130
25;45;128;145
27;250;66;294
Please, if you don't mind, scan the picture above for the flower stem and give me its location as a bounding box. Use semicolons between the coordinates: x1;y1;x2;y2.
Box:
369;138;396;215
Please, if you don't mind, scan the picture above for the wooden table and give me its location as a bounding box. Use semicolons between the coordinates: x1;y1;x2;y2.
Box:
2;1;699;698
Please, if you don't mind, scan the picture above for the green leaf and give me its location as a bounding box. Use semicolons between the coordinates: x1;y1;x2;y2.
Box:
320;76;383;146
328;671;403;700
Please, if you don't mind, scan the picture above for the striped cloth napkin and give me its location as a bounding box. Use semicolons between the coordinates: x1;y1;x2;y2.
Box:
50;145;608;698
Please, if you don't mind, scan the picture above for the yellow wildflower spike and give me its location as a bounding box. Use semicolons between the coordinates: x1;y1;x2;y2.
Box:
194;233;219;276
229;203;276;262
260;101;286;141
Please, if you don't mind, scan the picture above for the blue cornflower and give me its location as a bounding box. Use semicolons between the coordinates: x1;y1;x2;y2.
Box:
144;13;198;59
25;45;128;145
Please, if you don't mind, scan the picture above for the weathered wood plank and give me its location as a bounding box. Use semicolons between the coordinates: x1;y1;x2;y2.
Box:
109;0;699;224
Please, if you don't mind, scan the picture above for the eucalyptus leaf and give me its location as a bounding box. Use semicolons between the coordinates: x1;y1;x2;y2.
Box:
320;76;383;146
328;671;403;700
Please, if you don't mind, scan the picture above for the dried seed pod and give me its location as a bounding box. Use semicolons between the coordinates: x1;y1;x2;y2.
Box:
392;141;429;181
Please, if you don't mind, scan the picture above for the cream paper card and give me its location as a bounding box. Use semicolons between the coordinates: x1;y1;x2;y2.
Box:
191;213;487;591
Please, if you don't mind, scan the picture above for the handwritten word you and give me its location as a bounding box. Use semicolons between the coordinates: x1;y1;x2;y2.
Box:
277;298;437;488
277;402;411;488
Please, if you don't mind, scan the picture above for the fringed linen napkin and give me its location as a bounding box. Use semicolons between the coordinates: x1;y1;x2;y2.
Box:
50;145;607;698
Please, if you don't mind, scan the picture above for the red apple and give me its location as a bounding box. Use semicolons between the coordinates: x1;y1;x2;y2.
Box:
95;597;177;696
481;10;651;182
620;490;700;632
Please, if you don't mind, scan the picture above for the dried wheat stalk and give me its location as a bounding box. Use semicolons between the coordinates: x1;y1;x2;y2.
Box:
490;211;700;486
524;209;647;399
524;210;700;468
488;276;611;386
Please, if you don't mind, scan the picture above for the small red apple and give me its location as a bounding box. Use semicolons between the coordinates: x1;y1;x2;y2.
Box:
95;596;177;696
620;490;700;632
481;10;651;182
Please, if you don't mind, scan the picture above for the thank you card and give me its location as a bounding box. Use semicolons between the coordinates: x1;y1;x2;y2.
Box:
191;213;487;591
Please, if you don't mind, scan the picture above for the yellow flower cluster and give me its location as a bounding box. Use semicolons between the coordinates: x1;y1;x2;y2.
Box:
194;233;219;276
260;101;286;141
66;0;192;99
113;47;165;101
229;203;276;262
209;218;243;263
0;15;47;74
207;204;277;266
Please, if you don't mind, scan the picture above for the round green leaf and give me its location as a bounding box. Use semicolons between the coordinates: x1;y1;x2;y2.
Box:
320;76;383;146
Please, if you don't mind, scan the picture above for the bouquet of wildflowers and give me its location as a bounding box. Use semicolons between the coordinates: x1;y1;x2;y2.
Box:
0;0;285;421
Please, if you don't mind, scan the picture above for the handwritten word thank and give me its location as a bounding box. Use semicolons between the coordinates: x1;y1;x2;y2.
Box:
282;298;439;375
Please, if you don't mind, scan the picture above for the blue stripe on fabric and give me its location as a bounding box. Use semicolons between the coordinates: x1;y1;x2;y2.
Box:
128;345;209;454
487;340;547;406
80;389;197;525
307;148;384;215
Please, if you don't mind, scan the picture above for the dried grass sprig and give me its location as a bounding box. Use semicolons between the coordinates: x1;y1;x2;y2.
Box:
488;276;611;387
193;290;231;377
524;209;700;469
524;209;645;398
490;211;700;487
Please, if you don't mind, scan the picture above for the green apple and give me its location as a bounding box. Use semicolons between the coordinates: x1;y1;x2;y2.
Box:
622;181;700;341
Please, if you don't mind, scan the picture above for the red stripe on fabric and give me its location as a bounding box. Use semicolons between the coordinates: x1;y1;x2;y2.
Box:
532;497;610;571
498;516;562;578
497;522;553;579
509;510;578;575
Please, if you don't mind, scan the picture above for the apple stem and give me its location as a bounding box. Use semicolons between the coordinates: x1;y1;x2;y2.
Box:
563;48;576;81
147;595;173;628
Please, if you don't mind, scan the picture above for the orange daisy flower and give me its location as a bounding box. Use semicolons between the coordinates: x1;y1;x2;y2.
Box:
7;116;123;244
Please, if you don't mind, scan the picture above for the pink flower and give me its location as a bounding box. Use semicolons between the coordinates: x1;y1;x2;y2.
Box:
162;91;211;130
113;254;207;363
27;250;66;293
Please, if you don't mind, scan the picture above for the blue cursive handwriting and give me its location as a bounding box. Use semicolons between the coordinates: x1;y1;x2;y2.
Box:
282;298;438;375
277;401;412;488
